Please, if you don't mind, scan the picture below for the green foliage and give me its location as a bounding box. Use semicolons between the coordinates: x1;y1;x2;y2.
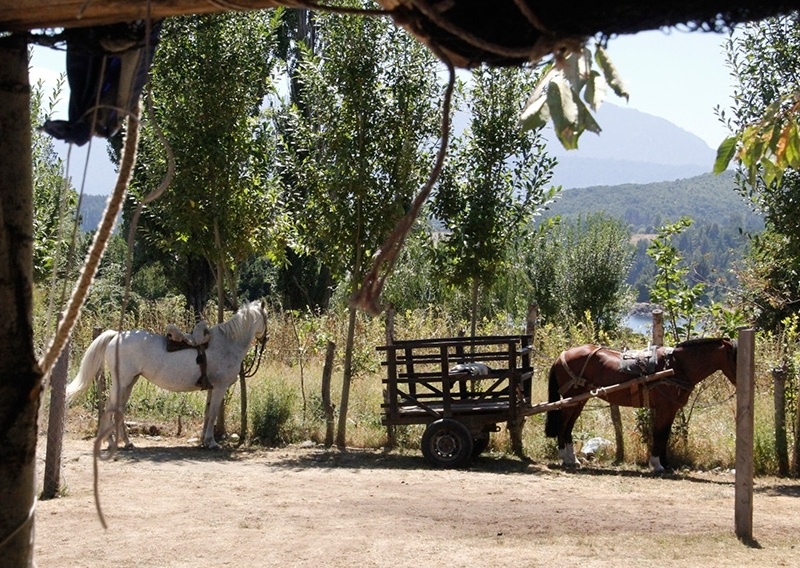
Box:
718;15;800;331
250;378;296;445
715;16;800;187
647;218;706;342
521;214;633;334
126;11;286;313
276;6;440;291
520;43;628;149
30;71;77;285
432;64;558;329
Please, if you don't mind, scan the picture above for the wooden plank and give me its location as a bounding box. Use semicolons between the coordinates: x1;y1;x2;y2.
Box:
376;334;527;350
525;369;676;416
0;0;287;33
735;327;755;542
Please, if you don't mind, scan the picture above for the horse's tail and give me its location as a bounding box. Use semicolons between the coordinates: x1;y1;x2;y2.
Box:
544;360;562;438
66;330;117;402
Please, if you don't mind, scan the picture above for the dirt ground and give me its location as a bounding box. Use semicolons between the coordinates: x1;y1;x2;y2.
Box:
34;432;800;568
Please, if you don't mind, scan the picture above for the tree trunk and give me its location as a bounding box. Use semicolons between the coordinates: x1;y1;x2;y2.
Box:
322;340;336;447
469;277;479;339
0;37;42;567
335;306;357;447
184;253;213;317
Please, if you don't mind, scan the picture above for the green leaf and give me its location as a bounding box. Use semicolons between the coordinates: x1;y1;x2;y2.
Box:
583;70;607;111
547;78;580;149
713;135;739;174
519;88;551;131
595;46;629;101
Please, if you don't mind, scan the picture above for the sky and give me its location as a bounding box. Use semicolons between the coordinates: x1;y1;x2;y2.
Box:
29;27;736;196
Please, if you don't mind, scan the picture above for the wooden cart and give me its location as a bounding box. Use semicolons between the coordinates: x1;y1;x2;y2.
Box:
377;334;675;468
377;334;534;468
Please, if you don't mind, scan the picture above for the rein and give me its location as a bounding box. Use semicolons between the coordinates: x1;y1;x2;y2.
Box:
241;307;269;379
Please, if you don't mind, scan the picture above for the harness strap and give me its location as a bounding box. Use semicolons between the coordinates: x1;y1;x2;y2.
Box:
558;346;602;396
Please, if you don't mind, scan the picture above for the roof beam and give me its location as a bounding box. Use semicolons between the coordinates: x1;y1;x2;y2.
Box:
0;0;290;33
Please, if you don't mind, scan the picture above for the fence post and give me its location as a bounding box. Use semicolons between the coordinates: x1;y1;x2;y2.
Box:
384;306;396;448
42;313;69;500
772;364;789;476
735;327;755;543
93;326;106;425
651;309;663;347
321;340;336;448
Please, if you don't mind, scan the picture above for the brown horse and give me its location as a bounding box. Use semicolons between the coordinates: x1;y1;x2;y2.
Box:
544;337;737;472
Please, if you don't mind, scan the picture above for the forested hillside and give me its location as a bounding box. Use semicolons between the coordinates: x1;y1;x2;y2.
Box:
540;170;764;303
79;194;114;231
542;170;762;233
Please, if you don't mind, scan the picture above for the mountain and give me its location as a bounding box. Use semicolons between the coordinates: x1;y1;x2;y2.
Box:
543;103;718;189
540;170;763;234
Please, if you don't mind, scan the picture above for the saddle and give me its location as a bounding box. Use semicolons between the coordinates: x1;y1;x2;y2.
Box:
619;344;672;375
165;321;212;390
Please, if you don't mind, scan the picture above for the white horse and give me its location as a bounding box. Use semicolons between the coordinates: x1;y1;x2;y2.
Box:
67;300;268;449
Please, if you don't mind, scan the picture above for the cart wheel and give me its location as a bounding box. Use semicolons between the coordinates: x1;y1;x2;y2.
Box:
472;434;490;458
421;419;474;469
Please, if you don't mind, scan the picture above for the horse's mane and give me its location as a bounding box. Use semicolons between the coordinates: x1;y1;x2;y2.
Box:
675;337;733;349
214;300;263;340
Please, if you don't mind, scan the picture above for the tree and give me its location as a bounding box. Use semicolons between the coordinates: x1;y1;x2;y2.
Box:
125;12;286;317
719;15;800;329
30;72;77;287
519;214;632;333
431;64;558;334
276;4;440;446
647;218;705;343
0;39;40;567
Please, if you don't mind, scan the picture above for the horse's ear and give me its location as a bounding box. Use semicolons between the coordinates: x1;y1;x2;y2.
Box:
260;299;265;310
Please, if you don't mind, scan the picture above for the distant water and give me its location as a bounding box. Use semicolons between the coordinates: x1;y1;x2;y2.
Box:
625;313;654;335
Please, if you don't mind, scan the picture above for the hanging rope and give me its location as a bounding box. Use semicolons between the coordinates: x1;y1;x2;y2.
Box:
36;103;141;379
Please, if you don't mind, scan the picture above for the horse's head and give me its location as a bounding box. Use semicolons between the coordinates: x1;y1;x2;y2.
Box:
255;299;269;342
672;337;737;386
723;337;738;385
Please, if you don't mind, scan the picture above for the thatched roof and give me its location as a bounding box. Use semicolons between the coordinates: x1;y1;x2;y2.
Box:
375;0;800;67
4;1;799;64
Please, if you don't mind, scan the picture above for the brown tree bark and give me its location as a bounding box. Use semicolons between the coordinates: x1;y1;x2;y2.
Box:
0;36;43;568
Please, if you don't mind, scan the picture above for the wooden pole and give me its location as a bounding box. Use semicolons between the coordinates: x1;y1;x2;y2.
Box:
651;309;663;347
772;364;788;476
384;306;396;448
321;341;336;448
0;34;40;567
528;370;675;415
42;314;69;500
735;327;755;542
92;326;106;426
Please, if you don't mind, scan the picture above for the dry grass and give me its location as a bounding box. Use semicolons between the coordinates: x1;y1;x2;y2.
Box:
51;303;798;475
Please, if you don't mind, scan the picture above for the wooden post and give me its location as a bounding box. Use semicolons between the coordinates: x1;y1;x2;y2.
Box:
42;314;69;499
508;303;538;458
0;35;39;566
772;364;788;476
93;326;106;425
384;306;396;448
735;327;755;542
238;366;248;447
651;309;663;347
321;341;336;448
794;370;800;476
